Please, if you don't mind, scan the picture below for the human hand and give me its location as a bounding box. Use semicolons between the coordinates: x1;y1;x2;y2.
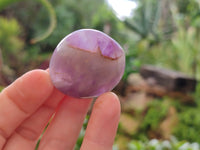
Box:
0;70;121;150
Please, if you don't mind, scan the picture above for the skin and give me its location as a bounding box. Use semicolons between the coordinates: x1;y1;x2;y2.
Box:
0;69;121;150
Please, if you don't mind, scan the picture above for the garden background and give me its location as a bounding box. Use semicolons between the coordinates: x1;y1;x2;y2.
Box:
1;0;200;149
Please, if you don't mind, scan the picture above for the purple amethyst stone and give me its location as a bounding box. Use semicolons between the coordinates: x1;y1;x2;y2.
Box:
49;29;125;98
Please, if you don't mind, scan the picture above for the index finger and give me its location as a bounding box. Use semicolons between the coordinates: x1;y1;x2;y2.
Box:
0;69;53;149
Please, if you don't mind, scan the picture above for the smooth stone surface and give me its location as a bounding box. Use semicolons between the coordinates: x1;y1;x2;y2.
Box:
49;29;125;98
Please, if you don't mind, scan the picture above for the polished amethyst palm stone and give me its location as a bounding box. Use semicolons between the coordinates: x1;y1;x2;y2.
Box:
49;29;125;98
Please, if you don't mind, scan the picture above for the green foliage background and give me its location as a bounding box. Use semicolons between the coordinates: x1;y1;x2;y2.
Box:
1;0;200;149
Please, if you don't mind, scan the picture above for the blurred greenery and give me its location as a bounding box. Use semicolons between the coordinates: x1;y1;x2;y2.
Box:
128;137;200;150
0;0;23;10
172;83;200;143
0;0;57;44
140;99;169;132
1;0;200;149
125;0;200;79
0;16;25;79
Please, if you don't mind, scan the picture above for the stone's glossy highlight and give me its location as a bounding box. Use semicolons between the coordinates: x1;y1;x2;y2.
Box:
49;29;125;98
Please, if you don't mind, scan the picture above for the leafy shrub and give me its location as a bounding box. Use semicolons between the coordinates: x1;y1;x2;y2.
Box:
173;108;200;143
172;84;200;143
0;17;24;68
141;99;169;131
134;96;200;143
135;26;200;79
130;99;170;141
0;16;26;80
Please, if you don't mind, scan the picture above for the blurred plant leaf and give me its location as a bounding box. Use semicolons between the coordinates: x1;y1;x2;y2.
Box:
0;0;56;43
30;0;56;44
